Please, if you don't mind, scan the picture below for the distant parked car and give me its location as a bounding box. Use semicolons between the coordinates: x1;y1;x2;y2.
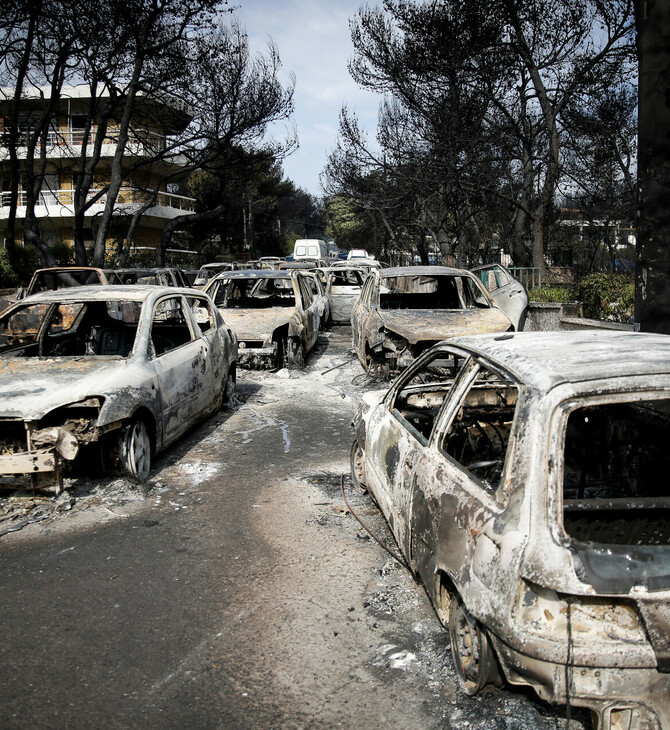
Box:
352;330;670;728
0;286;237;486
318;266;366;324
106;267;191;289
192;263;237;288
258;257;284;270
471;263;528;330
205;269;324;369
18;267;112;301
350;266;513;375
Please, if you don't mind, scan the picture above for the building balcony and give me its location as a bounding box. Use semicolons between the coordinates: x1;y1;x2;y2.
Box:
0;187;196;219
0;128;176;160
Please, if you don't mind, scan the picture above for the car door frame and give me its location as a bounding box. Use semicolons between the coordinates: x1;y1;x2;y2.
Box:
406;347;524;621
147;293;215;446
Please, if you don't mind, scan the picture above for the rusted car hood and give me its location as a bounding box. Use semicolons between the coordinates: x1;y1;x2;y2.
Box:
221;308;295;340
382;308;512;344
0;358;129;419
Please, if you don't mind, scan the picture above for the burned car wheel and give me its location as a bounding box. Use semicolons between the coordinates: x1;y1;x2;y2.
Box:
350;439;367;491
287;338;304;368
120;418;152;482
222;365;236;406
449;592;495;696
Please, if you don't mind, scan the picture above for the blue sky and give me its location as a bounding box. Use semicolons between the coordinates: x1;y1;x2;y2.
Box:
233;0;381;197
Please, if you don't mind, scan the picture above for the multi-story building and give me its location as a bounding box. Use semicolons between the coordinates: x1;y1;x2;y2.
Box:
0;85;196;254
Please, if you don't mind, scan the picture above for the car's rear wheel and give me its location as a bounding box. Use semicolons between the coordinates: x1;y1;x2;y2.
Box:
448;591;495;695
120;418;152;482
350;438;367;492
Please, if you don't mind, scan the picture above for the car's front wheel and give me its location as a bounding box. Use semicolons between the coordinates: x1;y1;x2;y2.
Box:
287;337;305;368
350;438;367;492
120;418;152;482
222;365;236;406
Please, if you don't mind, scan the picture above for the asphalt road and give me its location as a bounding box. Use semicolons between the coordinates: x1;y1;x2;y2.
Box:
0;328;586;729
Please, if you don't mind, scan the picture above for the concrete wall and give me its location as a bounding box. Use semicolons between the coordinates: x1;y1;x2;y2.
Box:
522;302;635;333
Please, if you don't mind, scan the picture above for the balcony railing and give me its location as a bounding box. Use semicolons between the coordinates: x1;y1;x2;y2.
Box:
1;187;195;212
3;128;168;152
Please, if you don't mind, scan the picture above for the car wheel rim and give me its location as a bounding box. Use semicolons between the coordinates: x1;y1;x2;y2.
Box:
127;421;151;481
350;439;366;490
449;595;490;695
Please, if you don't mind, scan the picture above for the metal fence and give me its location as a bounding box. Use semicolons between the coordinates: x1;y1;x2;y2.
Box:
508;267;542;291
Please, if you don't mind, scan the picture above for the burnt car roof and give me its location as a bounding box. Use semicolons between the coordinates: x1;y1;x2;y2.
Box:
444;330;670;392
215;270;293;280
378;265;474;278
11;285;197;305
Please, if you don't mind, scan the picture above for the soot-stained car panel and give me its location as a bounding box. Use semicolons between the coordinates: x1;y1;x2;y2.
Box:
318;266;366;324
351;331;670;729
205;269;322;369
350;266;513;375
471;263;528;330
0;286;237;487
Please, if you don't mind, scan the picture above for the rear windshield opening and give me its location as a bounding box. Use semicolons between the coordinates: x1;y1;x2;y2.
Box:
563;400;670;546
215;279;296;309
379;275;487;310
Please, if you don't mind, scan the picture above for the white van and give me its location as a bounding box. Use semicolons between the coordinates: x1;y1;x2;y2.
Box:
294;239;327;260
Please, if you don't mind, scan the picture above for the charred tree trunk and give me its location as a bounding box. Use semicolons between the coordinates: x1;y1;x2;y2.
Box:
635;0;670;332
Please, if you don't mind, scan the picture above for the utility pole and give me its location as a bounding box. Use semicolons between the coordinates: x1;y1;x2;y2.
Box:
636;0;670;332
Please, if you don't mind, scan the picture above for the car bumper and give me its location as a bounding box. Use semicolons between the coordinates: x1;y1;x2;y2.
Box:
492;636;669;730
237;341;278;369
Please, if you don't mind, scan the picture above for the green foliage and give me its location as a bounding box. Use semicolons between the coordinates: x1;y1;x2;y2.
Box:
0;244;40;286
325;195;372;251
577;273;634;322
528;284;575;303
50;240;74;266
0;248;19;288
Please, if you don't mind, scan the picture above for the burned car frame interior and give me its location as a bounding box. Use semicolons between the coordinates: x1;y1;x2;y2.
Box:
210;276;296;309
379;273;489;310
0;300;142;358
352;332;670;728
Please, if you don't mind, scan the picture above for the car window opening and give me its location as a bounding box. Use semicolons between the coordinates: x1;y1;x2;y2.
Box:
215;279;296;309
440;366;519;494
392;354;464;443
0;300;141;358
379;274;487;311
563;400;670;547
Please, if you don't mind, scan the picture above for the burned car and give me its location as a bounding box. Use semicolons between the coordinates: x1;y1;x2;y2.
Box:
0;286;237;487
16;266;112;302
472;263;528;330
350;266;513;374
351;331;670;728
204;269;323;369
105;267;191;288
318;266;366;324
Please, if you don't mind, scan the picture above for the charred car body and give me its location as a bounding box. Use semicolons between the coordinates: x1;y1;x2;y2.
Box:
318;266;366;324
0;286;237;486
350;266;513;375
205;269;323;369
351;331;670;729
472;263;529;330
105;267;191;288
